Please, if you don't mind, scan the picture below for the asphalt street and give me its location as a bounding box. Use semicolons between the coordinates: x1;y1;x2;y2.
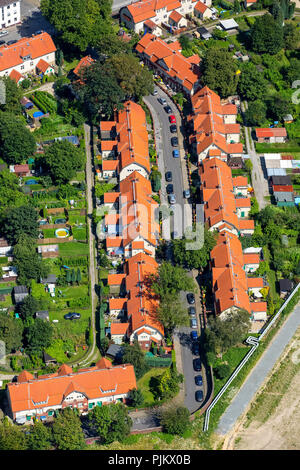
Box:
217;301;300;435
144;86;193;240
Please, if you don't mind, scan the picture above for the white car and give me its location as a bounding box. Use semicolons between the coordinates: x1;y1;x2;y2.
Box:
0;30;8;37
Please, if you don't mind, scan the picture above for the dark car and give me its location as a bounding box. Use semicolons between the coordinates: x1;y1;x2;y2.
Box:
0;40;5;45
195;375;203;386
7;40;17;45
170;124;177;133
188;306;196;315
171;137;178;147
64;312;81;320
166;183;174;194
192;342;200;355
190;331;198;341
35;30;43;35
187;293;195;304
164;105;172;114
195;390;204;402
165;171;172;182
193;358;201;372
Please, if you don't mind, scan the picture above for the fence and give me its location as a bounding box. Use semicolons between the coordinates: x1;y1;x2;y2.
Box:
203;281;300;432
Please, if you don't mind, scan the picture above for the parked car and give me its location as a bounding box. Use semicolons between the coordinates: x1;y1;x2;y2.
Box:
165;171;172;182
169;115;176;124
187;293;195;304
195;375;203;386
183;189;190;198
7;40;17;45
193;358;201;371
64;312;81;320
190;331;198;341
152;89;158;95
195;390;204;402
170;124;177;133
171;137;178;147
158;97;167;105
0;40;5;45
35;30;43;35
188;306;196;316
166;183;174;194
0;30;8;37
190;318;197;329
164;105;172;114
172;150;179;158
168;194;176;204
192;342;200;355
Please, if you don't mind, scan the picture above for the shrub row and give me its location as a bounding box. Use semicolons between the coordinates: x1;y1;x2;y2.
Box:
59;256;88;267
35;90;57;113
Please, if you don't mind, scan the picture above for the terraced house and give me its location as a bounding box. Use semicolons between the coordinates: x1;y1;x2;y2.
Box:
199;158;267;322
188;86;243;162
120;0;212;36
7;361;136;424
136;33;201;95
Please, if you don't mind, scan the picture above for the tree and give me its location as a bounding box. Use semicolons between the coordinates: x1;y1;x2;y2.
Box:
283;21;300;50
122;341;150;379
128;388;144;407
233;0;241;12
0;418;27;450
0;112;36;164
0;313;23;353
76;61;125;120
39;140;85;185
245;159;253;173
26;421;53;450
13;234;50;286
76;268;82;284
150;367;183;401
172;227;217;270
156;292;189;334
24;318;53;355
89;403;132;444
237;63;268;101
0;170;28;215
250;14;284;55
150;262;195;298
107;54;154;99
0;77;23;114
201;49;238;98
1;205;39;245
19;295;40;324
40;0;114;52
150;169;161;192
71;268;76;285
283;58;300;85
52;408;86;450
205;309;250;357
214;363;231;379
244;100;267;126
161;406;190;436
265;93;293;121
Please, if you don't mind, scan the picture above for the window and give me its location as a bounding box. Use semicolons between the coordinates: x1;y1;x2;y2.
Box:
13;3;17;6
30;61;33;66
20;65;24;70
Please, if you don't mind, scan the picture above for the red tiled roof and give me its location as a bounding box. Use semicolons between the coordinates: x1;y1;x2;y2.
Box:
272;185;293;192
107;274;126;286
9;69;23;83
233;176;248;187
8;362;136;414
0;33;56;73
251;301;267;312
235;197;251;208
36;58;52;73
255;128;287;138
14;164;30;173
194;1;208;13
239;219;254;230
244;253;260;265
102;160;118;171
110;323;129;335
247;278;264;288
73;55;95;77
109;298;127;310
169;10;183;23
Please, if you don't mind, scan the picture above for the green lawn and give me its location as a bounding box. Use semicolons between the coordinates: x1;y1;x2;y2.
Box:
59;242;89;257
72;226;87;241
137;368;164;406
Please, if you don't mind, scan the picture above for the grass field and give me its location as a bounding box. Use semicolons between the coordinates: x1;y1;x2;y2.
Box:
59;242;89;257
137;368;164;405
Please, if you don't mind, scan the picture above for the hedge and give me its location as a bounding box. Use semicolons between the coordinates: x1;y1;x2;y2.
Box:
144;356;172;367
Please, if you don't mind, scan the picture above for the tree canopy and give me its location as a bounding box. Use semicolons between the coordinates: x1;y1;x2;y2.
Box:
172;227;217;270
52;408;86;450
39;140;85;185
1;206;39;245
13;235;50;286
122;341;150;379
24;318;53;355
0;112;36;164
89;403;132;444
201;49;238;98
0;170;28;216
161;406;190;435
0;313;23;353
250;13;284;55
237;63;268;101
0;77;23;114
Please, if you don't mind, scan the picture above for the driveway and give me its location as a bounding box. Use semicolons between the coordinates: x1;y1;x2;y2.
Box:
242;101;269;209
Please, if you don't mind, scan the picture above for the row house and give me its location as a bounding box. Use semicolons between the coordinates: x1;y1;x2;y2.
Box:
104;171;159;258
99;101;150;181
136;33;201;96
200;158;267;321
6;361;136;424
188;86;243;162
107;253;164;350
0;32;56;79
120;0;212;36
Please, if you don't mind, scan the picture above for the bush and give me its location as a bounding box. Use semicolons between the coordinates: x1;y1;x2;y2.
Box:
161;406;190;436
214;363;231;380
